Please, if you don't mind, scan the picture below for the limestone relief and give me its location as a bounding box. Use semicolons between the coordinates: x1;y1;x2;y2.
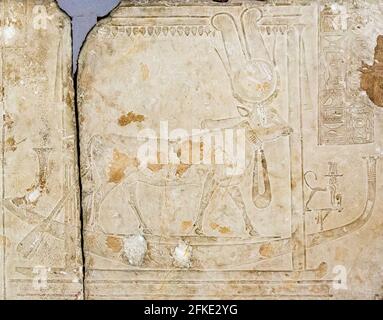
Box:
0;0;83;299
77;0;383;299
0;0;383;300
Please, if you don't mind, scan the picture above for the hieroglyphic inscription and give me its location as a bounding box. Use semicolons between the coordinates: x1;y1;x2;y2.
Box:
319;1;376;145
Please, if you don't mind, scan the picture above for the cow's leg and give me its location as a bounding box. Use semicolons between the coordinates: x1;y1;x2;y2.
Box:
228;186;259;237
87;183;117;232
127;183;152;234
87;189;101;231
193;171;219;235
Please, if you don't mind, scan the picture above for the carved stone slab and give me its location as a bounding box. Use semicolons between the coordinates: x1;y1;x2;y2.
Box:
0;0;83;300
78;0;383;299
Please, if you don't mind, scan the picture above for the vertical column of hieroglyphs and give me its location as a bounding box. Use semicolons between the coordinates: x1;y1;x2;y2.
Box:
319;1;375;145
0;0;83;300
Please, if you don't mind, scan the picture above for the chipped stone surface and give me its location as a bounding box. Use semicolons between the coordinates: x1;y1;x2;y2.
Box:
78;0;383;300
0;0;83;299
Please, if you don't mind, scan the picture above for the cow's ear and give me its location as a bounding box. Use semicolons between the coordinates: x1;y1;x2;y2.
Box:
237;106;250;117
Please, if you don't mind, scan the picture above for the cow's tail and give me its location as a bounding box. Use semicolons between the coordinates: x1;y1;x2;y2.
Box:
304;171;319;191
82;135;103;186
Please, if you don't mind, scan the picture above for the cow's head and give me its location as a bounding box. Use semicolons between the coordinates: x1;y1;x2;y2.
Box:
237;105;292;143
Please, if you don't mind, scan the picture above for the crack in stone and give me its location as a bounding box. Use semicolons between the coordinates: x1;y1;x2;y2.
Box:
56;0;121;299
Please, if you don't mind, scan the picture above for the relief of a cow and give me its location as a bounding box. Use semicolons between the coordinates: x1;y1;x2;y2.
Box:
82;9;293;236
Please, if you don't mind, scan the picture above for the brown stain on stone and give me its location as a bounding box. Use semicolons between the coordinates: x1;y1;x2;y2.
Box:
210;222;231;235
291;179;297;190
106;236;123;253
108;149;138;183
315;262;328;278
0;235;10;248
259;243;274;258
210;222;219;230
147;163;164;172
176;163;191;177
66;91;73;108
219;226;231;234
181;220;193;231
118;112;145;127
148;152;164;172
5;137;17;152
360;35;383;108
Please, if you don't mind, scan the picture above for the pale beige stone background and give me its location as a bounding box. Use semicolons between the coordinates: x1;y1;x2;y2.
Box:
1;0;383;300
78;0;383;299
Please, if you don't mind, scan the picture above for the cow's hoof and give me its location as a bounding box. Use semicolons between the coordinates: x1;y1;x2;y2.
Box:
141;227;152;235
247;228;260;237
193;226;204;236
85;224;105;234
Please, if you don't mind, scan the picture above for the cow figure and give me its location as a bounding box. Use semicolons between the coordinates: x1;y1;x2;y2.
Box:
82;9;293;236
83;104;291;236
